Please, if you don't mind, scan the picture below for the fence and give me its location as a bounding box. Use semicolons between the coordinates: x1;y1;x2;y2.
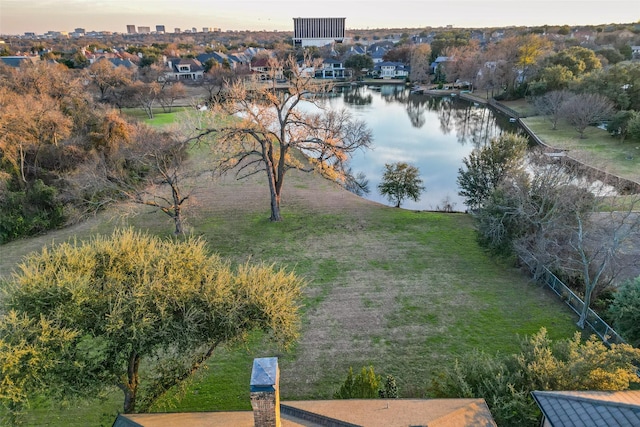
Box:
488;98;522;119
519;256;626;345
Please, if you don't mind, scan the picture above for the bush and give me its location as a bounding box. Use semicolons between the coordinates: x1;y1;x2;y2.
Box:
378;375;399;398
428;328;640;427
608;276;640;347
334;366;381;399
0;180;65;243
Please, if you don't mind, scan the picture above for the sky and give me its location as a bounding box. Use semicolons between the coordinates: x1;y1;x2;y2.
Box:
0;0;638;35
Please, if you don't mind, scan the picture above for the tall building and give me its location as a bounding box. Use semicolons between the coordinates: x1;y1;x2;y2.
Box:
126;25;136;34
138;26;151;34
293;17;346;47
174;28;181;33
156;25;165;33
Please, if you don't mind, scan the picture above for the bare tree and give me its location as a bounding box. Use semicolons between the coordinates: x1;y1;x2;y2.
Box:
444;40;483;90
127;81;161;119
488;156;640;329
409;44;432;84
533;90;571;130
560;93;614;138
86;60;133;102
196;56;373;221
121;128;196;235
158;81;186;113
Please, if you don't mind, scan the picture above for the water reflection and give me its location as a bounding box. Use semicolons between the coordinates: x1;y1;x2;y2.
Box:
325;85;520;211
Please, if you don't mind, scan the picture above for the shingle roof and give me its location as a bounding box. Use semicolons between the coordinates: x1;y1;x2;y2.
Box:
532;390;640;427
115;399;497;427
0;56;37;67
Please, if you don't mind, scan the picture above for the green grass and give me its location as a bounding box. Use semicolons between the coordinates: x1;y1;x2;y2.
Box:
1;140;581;425
121;108;187;126
522;116;640;183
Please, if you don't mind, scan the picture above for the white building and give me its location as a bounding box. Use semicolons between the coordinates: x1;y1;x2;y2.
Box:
293;17;345;47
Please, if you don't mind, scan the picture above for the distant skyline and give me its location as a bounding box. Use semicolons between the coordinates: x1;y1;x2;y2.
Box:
1;0;638;35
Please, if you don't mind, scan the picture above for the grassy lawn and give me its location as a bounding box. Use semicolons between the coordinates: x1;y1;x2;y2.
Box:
1;111;581;425
122;107;188;126
522;116;640;184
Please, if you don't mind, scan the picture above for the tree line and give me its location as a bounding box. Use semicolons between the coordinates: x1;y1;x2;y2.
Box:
0;61;180;242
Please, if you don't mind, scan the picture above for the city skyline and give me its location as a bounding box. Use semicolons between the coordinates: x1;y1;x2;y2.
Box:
1;0;638;36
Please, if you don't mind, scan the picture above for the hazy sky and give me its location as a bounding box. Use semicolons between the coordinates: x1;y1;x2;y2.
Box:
1;0;638;35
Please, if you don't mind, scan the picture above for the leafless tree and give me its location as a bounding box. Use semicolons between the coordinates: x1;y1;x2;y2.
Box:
193;56;373;221
533;90;571;130
409;44;432;84
158;81;186;113
121;128;196;235
560;93;615;138
501;156;640;329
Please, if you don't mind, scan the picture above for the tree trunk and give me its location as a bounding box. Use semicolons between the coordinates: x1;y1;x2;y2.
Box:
122;351;140;413
577;284;594;329
270;192;282;221
174;214;184;235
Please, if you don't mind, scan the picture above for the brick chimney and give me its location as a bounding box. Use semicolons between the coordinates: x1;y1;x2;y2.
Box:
250;357;281;427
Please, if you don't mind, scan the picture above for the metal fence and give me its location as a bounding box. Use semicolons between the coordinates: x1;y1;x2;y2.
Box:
519;256;626;345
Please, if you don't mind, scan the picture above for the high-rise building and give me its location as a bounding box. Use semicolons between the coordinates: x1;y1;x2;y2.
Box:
292;17;346;47
138;26;151;34
174;28;181;33
202;27;210;33
156;25;165;33
126;25;137;34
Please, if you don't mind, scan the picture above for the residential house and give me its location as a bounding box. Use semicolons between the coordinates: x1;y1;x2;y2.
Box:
251;57;284;81
114;357;498;427
430;55;450;73
165;58;204;80
0;55;39;67
374;61;409;79
632;46;640;59
315;58;347;79
369;45;388;64
532;390;640;426
343;45;367;58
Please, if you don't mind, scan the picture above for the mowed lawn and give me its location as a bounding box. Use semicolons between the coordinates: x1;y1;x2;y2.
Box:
1;116;579;426
522;116;640;184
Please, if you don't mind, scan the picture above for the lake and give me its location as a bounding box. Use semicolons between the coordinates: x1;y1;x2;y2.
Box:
324;85;520;211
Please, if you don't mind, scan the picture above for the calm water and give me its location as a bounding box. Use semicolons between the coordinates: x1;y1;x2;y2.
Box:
324;85;520;211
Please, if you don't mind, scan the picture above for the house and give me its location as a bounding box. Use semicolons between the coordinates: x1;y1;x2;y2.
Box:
113;357;497;427
369;45;388;64
430;56;450;73
0;55;39;67
165;58;204;80
374;61;409;79
343;45;367;58
632;46;640;59
315;58;347;79
532;390;640;426
251;57;284;81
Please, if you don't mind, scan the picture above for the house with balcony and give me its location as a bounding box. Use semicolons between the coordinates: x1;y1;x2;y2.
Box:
374;61;409;79
315;58;347;79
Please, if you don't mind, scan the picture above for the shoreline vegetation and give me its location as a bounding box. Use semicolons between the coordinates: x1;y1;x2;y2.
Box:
1;93;636;426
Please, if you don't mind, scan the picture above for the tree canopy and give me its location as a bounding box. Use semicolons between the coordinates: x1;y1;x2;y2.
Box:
0;229;304;419
456;133;528;211
377;162;425;208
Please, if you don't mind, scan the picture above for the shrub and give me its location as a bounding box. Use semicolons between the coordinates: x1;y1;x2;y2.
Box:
334;366;381;399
